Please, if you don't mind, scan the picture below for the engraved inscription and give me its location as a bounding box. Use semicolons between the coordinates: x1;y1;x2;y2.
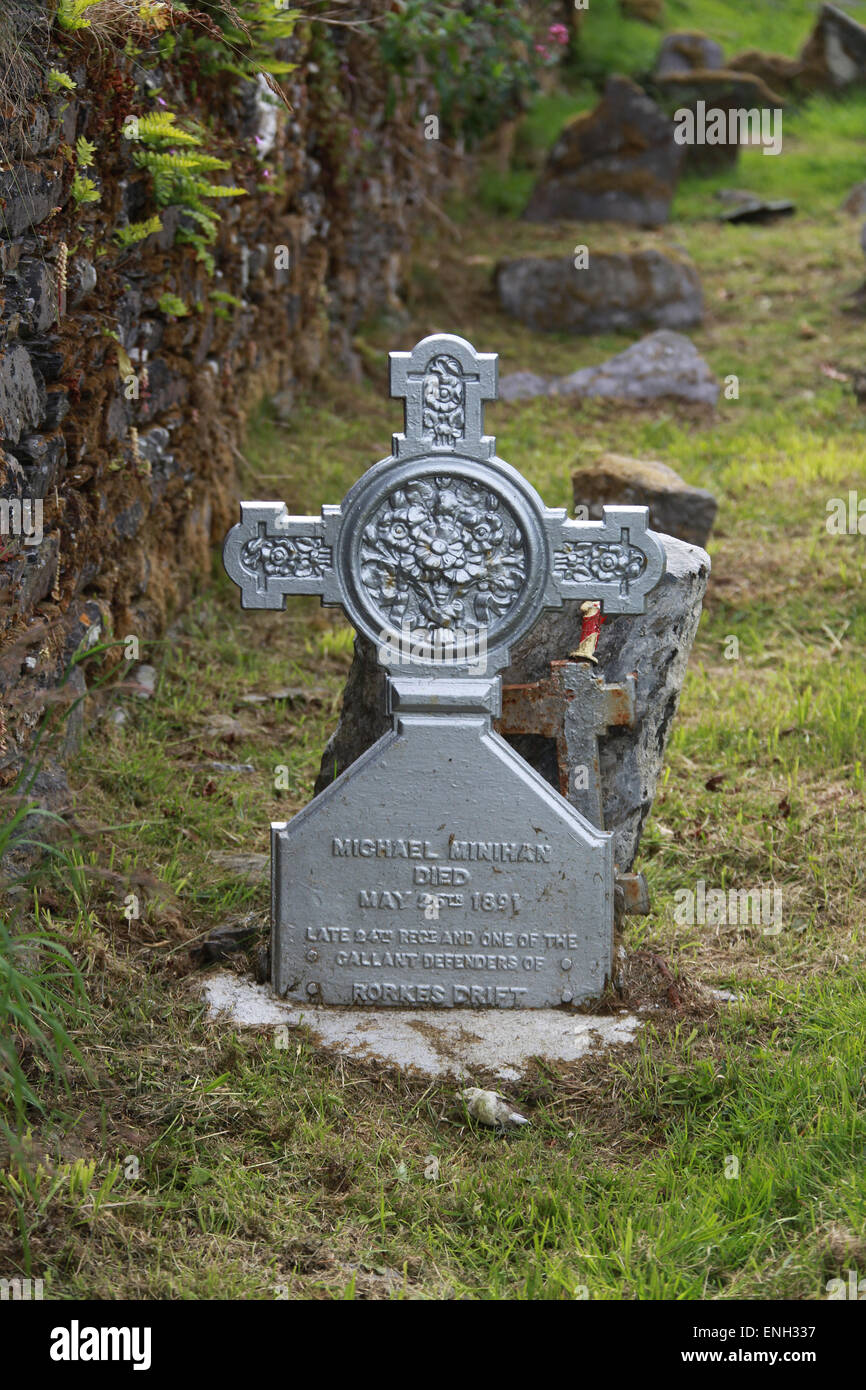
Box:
307;829;563;1004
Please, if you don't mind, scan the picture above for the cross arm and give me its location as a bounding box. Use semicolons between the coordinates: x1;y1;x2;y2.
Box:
223;501;342;610
544;505;666;615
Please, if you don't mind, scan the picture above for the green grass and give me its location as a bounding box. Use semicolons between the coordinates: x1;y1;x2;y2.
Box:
573;0;828;85
2;0;866;1300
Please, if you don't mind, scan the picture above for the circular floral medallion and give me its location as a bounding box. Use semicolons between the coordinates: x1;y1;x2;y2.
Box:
359;475;526;635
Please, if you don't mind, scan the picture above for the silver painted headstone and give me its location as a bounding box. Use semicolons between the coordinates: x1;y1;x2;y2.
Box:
224;335;666;1007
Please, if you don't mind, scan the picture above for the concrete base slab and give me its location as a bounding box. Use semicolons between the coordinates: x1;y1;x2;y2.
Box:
200;971;643;1080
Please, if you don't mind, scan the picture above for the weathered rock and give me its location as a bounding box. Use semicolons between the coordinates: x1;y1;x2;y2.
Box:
550;330;719;405
524;76;682;227
498;371;551;402
0;344;47;444
573;452;717;547
315;533;709;872
9;431;66;497
497;331;719;406
798;4;866;90
0;165;63;237
496;249;702;335
727;50;804;93
653;31;724;79
68;257;97;306
7;535;58;609
842;182;866;216
189;911;268;966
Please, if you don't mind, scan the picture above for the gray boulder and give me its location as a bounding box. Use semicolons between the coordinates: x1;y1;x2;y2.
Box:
524;75;683;227
498;371;551;402
573;452;717;548
552;330;719;405
498;331;719;407
495;250;702;335
315;533;710;873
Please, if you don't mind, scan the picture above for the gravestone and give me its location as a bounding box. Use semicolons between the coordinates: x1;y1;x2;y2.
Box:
223;334;665;1009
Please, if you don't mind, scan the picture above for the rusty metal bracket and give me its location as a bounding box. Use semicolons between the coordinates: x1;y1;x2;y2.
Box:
498;658;650;917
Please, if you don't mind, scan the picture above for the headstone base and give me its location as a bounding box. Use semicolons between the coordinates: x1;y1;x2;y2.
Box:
200;971;643;1081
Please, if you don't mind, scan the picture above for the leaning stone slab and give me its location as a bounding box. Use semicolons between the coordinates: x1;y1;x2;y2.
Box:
551;330;719;406
524;75;683;227
496;250;702;335
316;532;709;874
573;452;717;548
798;3;866;91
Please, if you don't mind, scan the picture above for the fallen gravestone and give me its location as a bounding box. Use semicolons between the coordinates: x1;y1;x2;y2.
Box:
523;75;683;227
798;3;866;90
495;250;702;335
224;333;672;1011
497;331;719;406
573;453;717;548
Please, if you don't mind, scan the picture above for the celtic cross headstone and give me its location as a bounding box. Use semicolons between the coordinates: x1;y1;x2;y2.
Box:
224;334;666;1008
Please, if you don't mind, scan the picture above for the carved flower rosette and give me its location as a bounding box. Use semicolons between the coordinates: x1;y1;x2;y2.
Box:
240;534;331;581
554;539;647;586
359;475;526;636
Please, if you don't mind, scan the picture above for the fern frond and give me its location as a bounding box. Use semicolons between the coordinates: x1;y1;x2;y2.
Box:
115;215;163;247
127;111;204;147
132;150;230;174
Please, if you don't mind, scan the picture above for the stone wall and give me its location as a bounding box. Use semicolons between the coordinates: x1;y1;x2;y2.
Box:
0;2;447;776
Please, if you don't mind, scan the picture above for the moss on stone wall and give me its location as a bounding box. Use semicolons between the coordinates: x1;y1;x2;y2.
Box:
0;2;455;777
